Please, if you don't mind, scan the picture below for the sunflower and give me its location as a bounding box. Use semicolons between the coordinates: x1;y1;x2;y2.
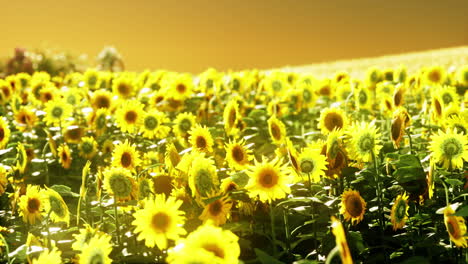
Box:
132;194;186;249
103;167;137;201
318;108;348;135
89;108;108;136
223;99;240;136
0;80;13;103
79;137;98;160
0;117;10;149
340;190;366;225
436;85;460;107
199;194;232;226
355;86;373;110
44;187;70;226
78;234;113;264
189;155;219;198
316;78;334;98
297;147;328;183
111;140;141;172
264;71;290;97
444;205;467;247
431;93;444;123
445;115;467;135
393;84;405;108
165;142;181;172
139;109;171;139
72;224;107;251
14;107;37;132
39;86;58;103
57;144;72;169
429;128;468;169
43;100;72;127
31;246;62;264
330;216;353;264
173;112;197;138
365;67;382;89
63;124;85;144
456;65;468;86
336;82;352;102
189;125;214;153
267;115;287;145
91;90;114;110
167;73;193;100
19;185;46;224
394;65;408;83
15;142;28;174
245;157;292;202
298;81;317;108
0;166;8;196
225;139;252;171
112;74;135;98
390;193;409;231
346;122;382;163
167;223;240;264
391;108;411;148
423;65;446;85
115;100;145;134
285;138;300;175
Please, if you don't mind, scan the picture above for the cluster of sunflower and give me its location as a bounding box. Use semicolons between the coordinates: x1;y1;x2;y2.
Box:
0;63;466;263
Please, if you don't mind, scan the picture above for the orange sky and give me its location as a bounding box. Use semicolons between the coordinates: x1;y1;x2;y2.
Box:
2;0;467;73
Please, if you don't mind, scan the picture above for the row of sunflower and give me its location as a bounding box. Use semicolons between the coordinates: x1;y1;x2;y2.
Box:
0;63;466;263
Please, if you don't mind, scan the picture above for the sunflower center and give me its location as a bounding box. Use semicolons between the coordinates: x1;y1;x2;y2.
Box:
62;150;69;162
125;111;137;124
270;123;281;141
300;160;314;174
89;253;104;264
118;83;132;96
429;70;441;83
88;75;97;86
209;200;223;216
151;212;170;232
153;175;173;197
346;195;363;217
82;141;93;154
228;108;236;128
358;134;374;153
258;168;279;188
320;85;331;96
138;179;151;199
195;169;215;197
52;106;63;118
65;127;83;141
324;112;344;132
442;139;462;158
232;79;240;90
96;96;110;108
203;243;225;259
49;195;65;218
179;119;192;132
109;174;132;198
0;128;4;141
196;136;207;149
96;114;106;129
391;118;402;142
358;90;367;105
144;116;158;130
303;89;311;102
272;80;282;92
442;93;453;105
67;94;77;105
395;200;406;221
27;198;40;213
394;90;402;106
232;146;244;162
434;99;442;116
176;84;187;94
121;152;132;168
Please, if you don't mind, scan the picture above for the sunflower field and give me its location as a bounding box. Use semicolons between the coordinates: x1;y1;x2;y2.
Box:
0;55;467;264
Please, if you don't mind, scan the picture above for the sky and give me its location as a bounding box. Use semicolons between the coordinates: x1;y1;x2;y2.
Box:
1;0;467;73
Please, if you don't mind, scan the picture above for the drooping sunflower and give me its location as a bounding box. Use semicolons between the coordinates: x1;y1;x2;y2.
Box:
167;223;240;264
57;144;72;169
340;190;366;225
112;74;135;99
115;100;145;134
245;157;292;202
31;246;62;264
297;147;328;183
444;205;467;247
189;125;214;153
88;108;108;136
79;136;98;160
0;117;10;150
103;167;137;201
44;187;70;226
63;124;85;144
78;234;113;264
390;193;409;231
43;100;72;127
346;122;382;163
391;107;411;148
139;109;171;139
132;194;186;249
19;185;46;224
318;108;348;135
14;107;37;132
267;115;287;145
225;139;252;171
223;99;240;136
393;84;405;108
330;216;353;264
91;90;114;110
167;73;193;100
189;155;219;198
199;194;232;226
111;140;141;172
429;128;468;169
431;93;444;123
15;142;28;174
285;138;300;175
165;142;181;173
173;112;197;138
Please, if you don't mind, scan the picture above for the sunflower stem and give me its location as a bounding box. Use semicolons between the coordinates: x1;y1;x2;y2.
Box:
325;246;340;264
114;197;122;248
406;129;414;154
1;230;10;263
282;208;290;254
45;211;51;248
269;202;277;257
